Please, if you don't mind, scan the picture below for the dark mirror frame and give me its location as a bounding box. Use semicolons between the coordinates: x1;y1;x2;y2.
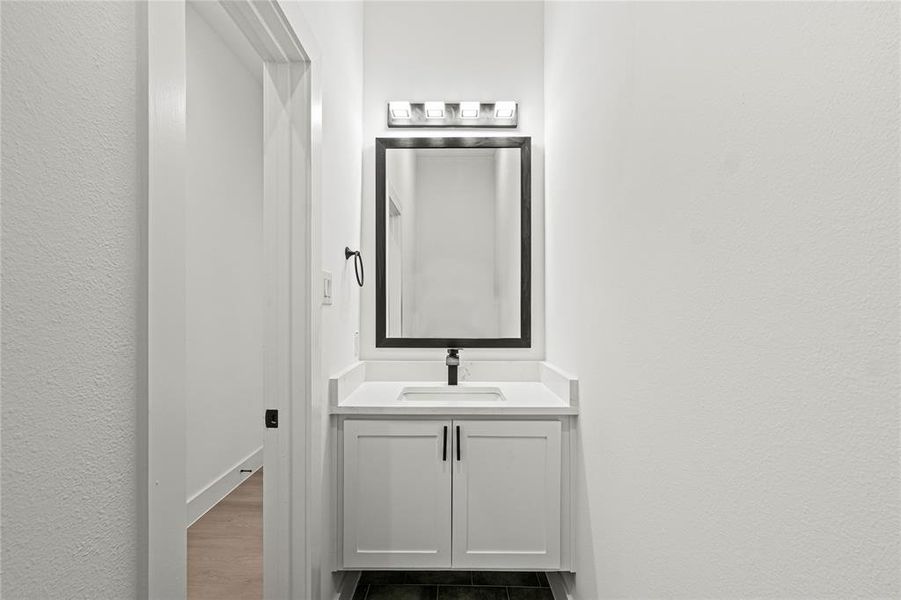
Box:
375;136;532;348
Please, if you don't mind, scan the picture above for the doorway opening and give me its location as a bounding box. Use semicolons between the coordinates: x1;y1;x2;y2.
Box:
184;3;265;597
146;1;320;598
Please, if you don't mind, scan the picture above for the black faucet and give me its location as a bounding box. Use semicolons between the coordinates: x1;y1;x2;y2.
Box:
446;349;460;386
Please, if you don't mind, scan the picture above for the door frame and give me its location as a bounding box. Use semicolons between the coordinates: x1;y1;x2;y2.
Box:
145;1;322;598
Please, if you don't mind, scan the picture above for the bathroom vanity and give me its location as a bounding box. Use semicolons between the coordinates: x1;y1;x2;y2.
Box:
330;133;577;574
330;361;578;572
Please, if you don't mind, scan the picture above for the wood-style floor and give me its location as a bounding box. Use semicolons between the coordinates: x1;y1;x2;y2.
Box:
188;469;263;600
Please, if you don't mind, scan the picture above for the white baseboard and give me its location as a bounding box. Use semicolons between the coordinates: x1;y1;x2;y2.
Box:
334;571;361;600
547;572;575;600
186;446;263;527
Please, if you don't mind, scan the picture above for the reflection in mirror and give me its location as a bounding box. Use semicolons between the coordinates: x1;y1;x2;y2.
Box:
376;137;530;348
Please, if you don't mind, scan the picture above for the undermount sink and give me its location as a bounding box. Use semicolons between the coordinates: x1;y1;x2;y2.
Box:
398;386;506;403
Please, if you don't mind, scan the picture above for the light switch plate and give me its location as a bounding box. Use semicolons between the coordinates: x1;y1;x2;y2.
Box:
322;270;332;305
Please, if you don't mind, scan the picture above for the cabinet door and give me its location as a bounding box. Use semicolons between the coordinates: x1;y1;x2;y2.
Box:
452;420;561;569
343;419;452;568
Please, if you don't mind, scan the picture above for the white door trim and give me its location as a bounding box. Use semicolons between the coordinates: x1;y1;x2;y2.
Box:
146;3;187;597
145;2;321;598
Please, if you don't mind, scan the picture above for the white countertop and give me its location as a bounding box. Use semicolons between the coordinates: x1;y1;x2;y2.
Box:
329;362;579;416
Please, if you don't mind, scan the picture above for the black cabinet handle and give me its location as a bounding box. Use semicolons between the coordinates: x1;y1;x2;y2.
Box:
456;425;461;461
442;426;448;461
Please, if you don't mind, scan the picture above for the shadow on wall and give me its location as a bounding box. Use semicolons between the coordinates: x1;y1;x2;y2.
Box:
570;439;598;598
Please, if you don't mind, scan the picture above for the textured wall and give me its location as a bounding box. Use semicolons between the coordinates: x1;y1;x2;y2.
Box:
1;2;141;597
545;2;900;598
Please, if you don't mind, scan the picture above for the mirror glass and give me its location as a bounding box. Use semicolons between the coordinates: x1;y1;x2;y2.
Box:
376;137;531;347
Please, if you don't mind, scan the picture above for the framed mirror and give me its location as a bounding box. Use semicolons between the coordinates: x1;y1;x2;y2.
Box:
375;136;531;348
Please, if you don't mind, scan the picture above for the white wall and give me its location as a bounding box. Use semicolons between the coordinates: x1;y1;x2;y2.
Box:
280;3;364;599
544;2;900;598
1;2;141;597
362;1;544;360
185;5;263;504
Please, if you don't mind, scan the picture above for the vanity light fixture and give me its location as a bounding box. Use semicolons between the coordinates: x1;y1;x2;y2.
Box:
389;101;411;119
459;101;480;119
386;101;519;128
494;101;516;119
424;101;446;119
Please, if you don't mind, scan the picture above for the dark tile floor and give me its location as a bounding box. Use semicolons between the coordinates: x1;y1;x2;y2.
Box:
352;571;553;600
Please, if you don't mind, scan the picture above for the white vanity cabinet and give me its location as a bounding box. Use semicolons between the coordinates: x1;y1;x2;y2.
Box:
342;419;452;568
342;418;565;570
452;420;561;569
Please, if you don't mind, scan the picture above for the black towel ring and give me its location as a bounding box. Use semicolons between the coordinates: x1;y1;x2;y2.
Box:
345;247;364;287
